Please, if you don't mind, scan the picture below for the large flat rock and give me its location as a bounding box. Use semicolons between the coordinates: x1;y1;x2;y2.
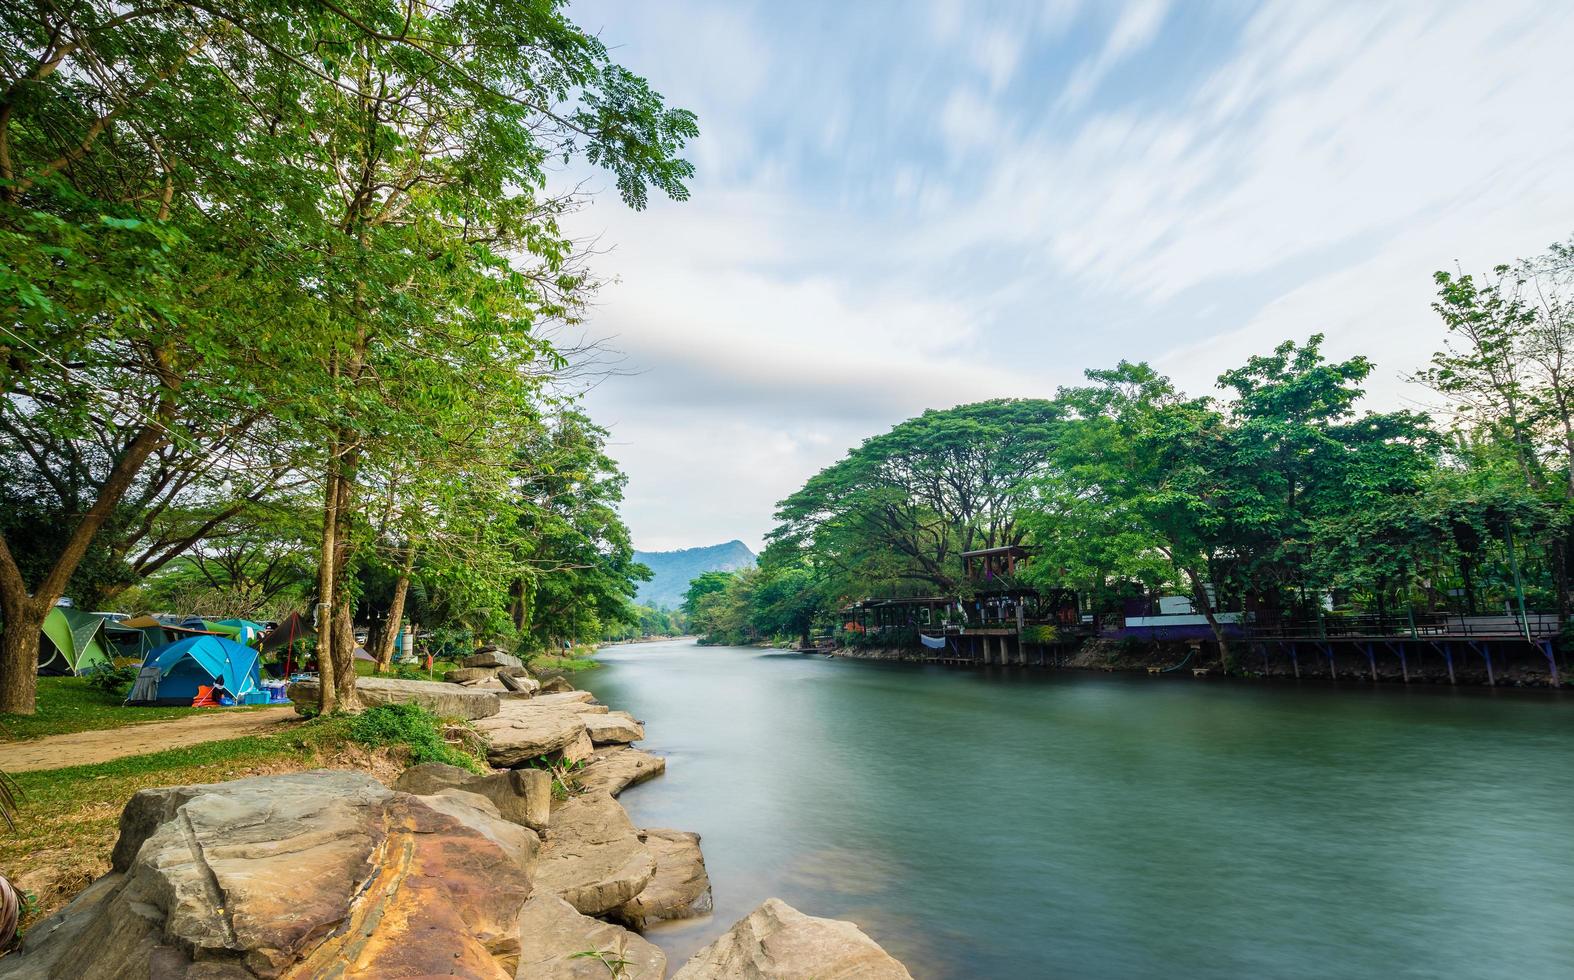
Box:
613;828;713;930
531;690;597;708
514;894;665;980
576;747;666;797
672;898;913;980
4;771;533;979
465;649;525;670
287;676;500;720
474;700;592;768
580;710;644;745
395;761;553;832
534;791;655;917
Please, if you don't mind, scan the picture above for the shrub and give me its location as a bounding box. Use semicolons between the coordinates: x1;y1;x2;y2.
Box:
85;664;140;697
346;704;484;772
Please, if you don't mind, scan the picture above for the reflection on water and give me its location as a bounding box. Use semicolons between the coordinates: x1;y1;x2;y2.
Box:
580;639;1574;979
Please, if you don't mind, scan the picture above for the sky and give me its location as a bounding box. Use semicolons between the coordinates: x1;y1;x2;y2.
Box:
560;0;1574;554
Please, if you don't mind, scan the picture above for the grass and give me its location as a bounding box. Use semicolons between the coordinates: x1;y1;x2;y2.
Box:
0;677;270;743
0;703;483;930
353;658;462;679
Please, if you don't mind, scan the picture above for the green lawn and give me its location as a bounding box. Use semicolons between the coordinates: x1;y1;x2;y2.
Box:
0;677;242;742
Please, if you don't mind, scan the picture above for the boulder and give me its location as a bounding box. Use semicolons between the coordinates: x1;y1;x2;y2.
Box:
671;898;913;980
3;771;533;979
533;791;655;917
287;675;500;720
561;728;595;765
535;688;594;704
421;789;540;874
395;762;553;833
498;672;541;695
465;650;524;670
474;701;592;768
612;829;712;930
580;710;644;745
443;666;498;685
514;894;665;980
576;747;666;798
539;675;576;694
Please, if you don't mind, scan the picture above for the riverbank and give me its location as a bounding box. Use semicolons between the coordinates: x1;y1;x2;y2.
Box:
830;635;1566;688
1;666;912;978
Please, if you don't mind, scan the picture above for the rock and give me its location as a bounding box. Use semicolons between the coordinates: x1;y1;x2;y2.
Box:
421;789;540;874
580;710;644;745
443;666;498;685
395;762;554;833
576;747;666;797
534;791;655;917
287;676;500;720
499;665;534;678
514;894;665;980
612;829;712;930
561;728;595;765
474;700;592;768
539;675;576;693
465;650;524;670
2;771;533;979
532;690;597;708
672;898;913;980
498;671;540;695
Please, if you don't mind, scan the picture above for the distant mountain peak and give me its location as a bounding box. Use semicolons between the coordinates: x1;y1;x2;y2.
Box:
633;540;756;609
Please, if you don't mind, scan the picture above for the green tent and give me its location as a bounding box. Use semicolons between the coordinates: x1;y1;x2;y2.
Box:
39;607;114;676
105;622;159;662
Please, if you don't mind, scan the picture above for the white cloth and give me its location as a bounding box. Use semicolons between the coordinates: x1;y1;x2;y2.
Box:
920;633;948;650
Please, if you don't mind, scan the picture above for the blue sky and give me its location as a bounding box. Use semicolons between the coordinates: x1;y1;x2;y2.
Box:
564;0;1574;553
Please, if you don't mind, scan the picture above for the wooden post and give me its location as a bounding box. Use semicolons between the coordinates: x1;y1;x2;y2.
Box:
1399;644;1409;684
1541;640;1561;688
1290;642;1300;679
1365;643;1377;682
1443;642;1456;685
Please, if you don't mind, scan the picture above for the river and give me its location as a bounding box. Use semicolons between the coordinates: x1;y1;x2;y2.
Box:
578;638;1574;979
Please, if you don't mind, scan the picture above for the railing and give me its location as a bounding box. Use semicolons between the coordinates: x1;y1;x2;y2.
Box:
1246;612;1561;641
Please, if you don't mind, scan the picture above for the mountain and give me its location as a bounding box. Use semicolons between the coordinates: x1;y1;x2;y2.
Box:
633;540;756;610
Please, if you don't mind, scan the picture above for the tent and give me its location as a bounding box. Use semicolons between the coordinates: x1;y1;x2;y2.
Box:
104;622;159;662
209;619;265;645
260;612;314;676
39;607;114;675
117;616;224;651
131;635;263;706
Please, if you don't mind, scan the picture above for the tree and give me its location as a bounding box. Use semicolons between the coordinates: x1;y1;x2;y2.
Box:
771;399;1061;595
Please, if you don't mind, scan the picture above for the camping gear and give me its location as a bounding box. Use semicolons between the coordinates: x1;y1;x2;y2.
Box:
38;606;114;676
131;635;262;706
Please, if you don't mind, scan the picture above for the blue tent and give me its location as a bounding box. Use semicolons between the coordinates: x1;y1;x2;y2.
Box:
132;635;263;706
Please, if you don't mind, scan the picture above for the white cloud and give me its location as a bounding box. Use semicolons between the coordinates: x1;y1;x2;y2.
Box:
1055;0;1170;110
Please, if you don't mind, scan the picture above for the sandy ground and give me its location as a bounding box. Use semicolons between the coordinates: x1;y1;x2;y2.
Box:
4;706;303;772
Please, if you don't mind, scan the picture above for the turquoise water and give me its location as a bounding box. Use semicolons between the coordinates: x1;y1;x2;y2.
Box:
579;639;1574;979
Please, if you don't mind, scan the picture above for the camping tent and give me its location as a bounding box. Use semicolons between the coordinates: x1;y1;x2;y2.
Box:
117;616;223;651
104;622;159;662
260;613;309;653
131;635;262;706
209;619;265;645
38;607;114;675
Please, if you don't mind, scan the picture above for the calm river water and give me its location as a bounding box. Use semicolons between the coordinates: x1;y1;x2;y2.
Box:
579;639;1574;979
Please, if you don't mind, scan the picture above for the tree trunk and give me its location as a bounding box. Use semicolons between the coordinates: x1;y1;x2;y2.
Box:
375;552;413;673
0;603;46;715
332;601;356;708
315;451;339;716
1183;565;1232;672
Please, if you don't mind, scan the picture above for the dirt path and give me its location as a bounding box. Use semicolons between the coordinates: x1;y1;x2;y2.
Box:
4;707;303;772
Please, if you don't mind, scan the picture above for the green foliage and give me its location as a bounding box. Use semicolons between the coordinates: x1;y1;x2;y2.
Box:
345;704;484;773
84;664;140;698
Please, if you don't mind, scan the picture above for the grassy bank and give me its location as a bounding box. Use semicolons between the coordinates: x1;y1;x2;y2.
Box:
0;677;273;743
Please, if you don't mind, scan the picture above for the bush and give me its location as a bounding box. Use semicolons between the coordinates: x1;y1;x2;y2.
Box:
84;664;139;697
346;704;484;773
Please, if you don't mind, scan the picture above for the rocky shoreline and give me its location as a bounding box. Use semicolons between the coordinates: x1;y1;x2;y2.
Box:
0;666;911;979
